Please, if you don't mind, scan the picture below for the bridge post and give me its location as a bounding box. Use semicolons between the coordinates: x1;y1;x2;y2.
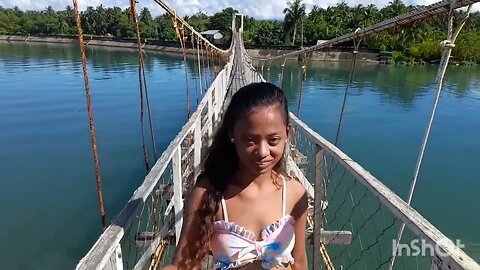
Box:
214;82;220;121
241;14;244;33
313;144;325;270
194;118;201;178
172;147;183;245
104;243;123;270
207;92;213;139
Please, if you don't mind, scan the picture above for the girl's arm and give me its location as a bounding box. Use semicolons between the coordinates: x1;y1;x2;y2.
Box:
290;180;309;270
163;182;209;269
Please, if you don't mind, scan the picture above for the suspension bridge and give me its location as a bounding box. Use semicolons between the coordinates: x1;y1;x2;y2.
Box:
74;0;480;269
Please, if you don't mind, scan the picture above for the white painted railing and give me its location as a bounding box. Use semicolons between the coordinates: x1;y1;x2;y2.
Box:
242;48;479;269
76;46;235;270
286;113;480;270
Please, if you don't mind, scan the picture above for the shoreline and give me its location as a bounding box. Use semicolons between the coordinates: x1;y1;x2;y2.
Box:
0;34;381;63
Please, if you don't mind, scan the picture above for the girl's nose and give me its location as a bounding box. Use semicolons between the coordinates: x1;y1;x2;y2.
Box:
255;141;269;158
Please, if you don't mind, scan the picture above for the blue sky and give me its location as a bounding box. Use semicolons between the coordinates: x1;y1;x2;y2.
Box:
0;0;478;20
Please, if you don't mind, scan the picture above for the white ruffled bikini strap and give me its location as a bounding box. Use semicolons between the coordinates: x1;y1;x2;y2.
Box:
221;197;229;222
282;175;287;217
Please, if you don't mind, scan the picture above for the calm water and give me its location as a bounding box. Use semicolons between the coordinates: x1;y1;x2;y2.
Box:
1;42;479;269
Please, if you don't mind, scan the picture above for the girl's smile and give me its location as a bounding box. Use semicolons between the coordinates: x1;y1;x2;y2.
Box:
232;104;290;176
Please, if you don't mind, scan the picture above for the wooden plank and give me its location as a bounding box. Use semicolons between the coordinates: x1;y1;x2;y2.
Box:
319;230;352;245
288;113;480;269
133;216;174;270
172;147;183;245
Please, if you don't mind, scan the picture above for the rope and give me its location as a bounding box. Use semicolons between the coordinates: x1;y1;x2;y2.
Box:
196;35;203;96
207;44;212;85
201;40;207;94
261;61;265;78
149;240;167;270
172;15;191;119
292;53;309;159
296;58;308;117
326;36;361;196
280;58;287;89
389;4;473;269
72;0;106;231
129;0;157;172
320;243;335;270
129;0;159;232
334;36;361;147
267;60;272;81
141;64;157;161
191;34;199;104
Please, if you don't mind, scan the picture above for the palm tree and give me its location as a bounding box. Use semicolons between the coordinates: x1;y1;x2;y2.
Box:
363;4;379;27
283;0;306;46
385;0;407;18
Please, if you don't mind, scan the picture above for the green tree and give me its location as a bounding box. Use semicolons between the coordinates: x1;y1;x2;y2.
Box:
186;11;209;32
208;7;237;42
154;13;175;40
250;21;284;45
139;7;152;23
283;0;306;45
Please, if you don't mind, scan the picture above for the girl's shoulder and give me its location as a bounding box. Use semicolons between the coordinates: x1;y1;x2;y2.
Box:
282;174;308;219
283;174;307;201
187;175;213;205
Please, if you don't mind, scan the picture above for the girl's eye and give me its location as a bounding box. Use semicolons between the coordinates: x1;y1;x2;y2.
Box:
269;138;280;144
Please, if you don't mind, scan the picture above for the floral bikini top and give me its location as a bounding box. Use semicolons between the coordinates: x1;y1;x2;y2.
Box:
211;175;295;269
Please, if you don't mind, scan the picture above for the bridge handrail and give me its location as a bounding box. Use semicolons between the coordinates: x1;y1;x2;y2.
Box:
241;41;479;268
287;112;480;269
75;44;236;270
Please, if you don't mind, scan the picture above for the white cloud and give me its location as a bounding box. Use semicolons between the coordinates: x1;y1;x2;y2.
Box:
0;0;478;20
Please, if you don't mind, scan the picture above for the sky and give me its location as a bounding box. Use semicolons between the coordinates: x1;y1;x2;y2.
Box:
0;0;478;20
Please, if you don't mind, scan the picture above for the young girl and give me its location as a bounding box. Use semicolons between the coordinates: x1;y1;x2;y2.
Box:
163;82;308;269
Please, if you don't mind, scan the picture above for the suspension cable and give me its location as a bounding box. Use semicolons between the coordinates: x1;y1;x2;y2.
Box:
206;44;211;85
129;0;157;171
191;34;199;104
72;0;106;231
326;35;362;186
334;35;361;147
280;58;287;89
129;0;159;232
200;39;207;94
172;14;191;119
296;54;308;117
389;3;473;269
196;35;203;96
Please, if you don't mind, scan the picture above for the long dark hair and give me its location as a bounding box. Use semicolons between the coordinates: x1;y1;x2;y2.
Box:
186;82;289;267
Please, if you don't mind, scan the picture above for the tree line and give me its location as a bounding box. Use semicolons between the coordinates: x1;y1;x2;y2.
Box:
0;1;479;64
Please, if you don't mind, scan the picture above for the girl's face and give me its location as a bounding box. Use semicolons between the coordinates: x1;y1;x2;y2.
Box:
232;104;290;176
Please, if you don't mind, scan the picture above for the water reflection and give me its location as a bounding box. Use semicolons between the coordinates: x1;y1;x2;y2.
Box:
264;60;480;105
0;41;223;77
